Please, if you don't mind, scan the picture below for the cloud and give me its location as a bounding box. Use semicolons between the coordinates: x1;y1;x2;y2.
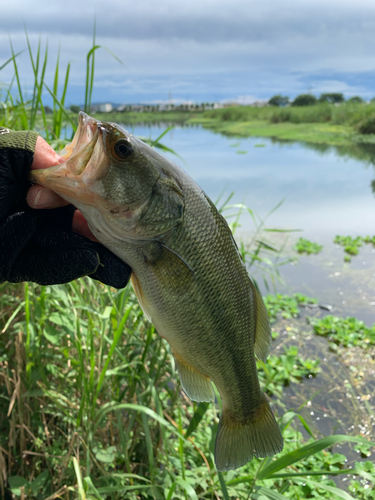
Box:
2;0;375;103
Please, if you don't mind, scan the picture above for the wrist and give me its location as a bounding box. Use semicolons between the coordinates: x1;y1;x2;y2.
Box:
0;128;39;153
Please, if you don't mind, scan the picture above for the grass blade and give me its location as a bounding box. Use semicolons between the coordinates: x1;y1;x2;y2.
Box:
185;402;209;439
175;478;198;500
254;486;290;500
258;435;375;479
150;126;174;146
44;83;77;131
0;51;23;71
217;472;230;500
293;478;356;500
94;403;187;443
72;457;86;500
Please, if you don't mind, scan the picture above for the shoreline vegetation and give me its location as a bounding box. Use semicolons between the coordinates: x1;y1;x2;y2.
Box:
93;102;375;149
1;37;375;499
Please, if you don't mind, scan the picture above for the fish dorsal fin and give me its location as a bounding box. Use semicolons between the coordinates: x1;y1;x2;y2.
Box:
142;242;194;290
250;281;272;362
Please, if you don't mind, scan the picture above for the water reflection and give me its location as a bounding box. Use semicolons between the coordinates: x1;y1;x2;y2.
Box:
122;123;375;240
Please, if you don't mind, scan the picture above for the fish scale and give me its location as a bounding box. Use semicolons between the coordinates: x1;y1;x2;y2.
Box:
30;112;283;471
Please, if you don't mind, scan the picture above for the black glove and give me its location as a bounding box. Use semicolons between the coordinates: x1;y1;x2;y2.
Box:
0;131;131;287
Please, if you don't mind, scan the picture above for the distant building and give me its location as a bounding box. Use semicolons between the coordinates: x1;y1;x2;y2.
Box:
98;103;113;112
251;101;268;108
114;101;223;112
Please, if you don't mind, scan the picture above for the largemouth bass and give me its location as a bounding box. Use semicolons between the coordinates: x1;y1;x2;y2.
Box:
30;112;283;471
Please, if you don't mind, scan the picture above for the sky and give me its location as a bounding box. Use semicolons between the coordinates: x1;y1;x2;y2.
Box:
1;0;375;105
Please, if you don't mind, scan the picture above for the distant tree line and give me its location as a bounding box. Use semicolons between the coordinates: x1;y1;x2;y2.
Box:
268;93;368;107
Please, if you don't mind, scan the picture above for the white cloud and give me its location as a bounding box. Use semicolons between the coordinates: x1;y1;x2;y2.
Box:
2;0;375;103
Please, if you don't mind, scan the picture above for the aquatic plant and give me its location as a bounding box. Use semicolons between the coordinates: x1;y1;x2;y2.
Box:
309;315;375;351
264;293;318;322
293;237;323;255
334;235;375;262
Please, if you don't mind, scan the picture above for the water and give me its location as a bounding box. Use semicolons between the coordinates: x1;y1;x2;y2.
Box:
124;123;375;240
123;123;375;323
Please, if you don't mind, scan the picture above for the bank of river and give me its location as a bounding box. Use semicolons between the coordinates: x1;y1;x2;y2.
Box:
190;117;375;148
95;103;375;148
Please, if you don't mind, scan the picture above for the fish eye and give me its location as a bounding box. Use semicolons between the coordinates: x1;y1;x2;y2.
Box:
114;140;133;159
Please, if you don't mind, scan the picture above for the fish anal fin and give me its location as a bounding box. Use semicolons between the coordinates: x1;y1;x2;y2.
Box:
215;393;283;471
250;281;272;362
174;354;215;403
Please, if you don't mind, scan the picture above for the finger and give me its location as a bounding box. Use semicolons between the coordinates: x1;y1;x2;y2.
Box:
72;210;98;242
31;136;65;169
27;184;70;209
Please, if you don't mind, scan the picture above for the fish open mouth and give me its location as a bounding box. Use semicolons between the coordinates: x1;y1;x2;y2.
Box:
29;112;102;203
60;112;99;167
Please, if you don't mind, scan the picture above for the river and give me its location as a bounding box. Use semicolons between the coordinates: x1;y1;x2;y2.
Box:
123;122;375;324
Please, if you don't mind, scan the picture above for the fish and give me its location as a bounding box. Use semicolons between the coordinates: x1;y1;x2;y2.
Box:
30;112;283;471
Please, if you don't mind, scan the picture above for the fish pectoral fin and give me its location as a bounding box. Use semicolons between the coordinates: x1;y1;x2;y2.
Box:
145;243;194;290
215;393;283;471
251;281;272;363
174;356;215;403
130;272;152;322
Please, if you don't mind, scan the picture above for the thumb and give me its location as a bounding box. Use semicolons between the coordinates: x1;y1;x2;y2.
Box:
28;137;69;208
31;136;64;170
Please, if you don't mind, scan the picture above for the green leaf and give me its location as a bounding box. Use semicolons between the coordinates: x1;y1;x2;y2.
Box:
94;446;117;463
84;476;104;499
8;476;28;496
254;486;290;500
30;470;49;494
185;402;209;439
94;402;186;443
217;472;230;500
48;312;74;331
43;324;61;345
294;477;356;500
175;478;198;500
150;126;174;146
258;435;375;479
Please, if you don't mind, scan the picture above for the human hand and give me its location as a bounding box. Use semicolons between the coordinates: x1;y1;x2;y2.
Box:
0;133;131;287
27;136;95;240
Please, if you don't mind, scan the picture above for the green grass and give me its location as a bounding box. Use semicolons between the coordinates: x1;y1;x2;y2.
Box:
99;103;375;148
200;102;375;129
1;282;375;499
189;104;375;147
190;118;359;147
1;31;375;500
94;111;203;125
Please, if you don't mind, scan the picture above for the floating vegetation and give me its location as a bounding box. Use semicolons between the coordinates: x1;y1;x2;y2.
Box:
309;315;375;350
294;237;323;255
334;235;375;261
264;293;318;322
258;345;321;398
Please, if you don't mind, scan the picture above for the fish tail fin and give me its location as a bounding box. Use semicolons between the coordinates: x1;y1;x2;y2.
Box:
215;393;283;471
